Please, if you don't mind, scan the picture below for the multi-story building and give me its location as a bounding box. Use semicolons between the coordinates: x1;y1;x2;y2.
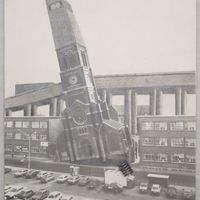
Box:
4;117;63;159
138;116;196;173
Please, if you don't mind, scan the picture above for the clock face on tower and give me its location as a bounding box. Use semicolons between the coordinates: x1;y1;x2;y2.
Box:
69;75;78;85
72;107;87;125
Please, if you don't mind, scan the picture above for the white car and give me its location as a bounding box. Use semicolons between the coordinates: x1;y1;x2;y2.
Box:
14;169;28;177
46;191;62;200
151;184;161;195
62;194;74;200
4;185;14;194
5;186;26;199
56;174;69;183
36;171;52;179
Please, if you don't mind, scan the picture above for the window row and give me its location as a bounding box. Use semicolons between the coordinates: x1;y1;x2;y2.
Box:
5;144;47;154
141;121;196;131
142;153;195;164
5;132;47;141
5;121;48;129
141;137;196;147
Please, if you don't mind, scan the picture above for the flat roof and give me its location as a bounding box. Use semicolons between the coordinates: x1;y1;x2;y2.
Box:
147;174;169;179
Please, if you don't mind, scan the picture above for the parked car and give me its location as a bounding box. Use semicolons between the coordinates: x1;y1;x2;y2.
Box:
5;186;26;199
87;179;101;190
40;174;55;183
5;167;12;174
4;185;14;195
166;186;177;199
46;191;62;200
182;188;195;200
15;188;35;199
14;169;28;177
103;183;123;193
25;169;39;178
78;176;90;186
151;184;161;196
36;171;53;180
30;188;49;200
139;182;148;193
67;176;80;185
62;195;74;200
56;174;69;183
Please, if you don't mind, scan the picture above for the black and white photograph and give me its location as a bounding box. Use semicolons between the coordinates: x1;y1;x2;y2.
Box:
3;0;197;199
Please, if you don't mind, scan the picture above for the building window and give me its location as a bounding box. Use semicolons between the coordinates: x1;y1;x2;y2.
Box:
40;146;47;154
81;50;87;66
185;154;195;164
185;138;196;147
14;145;22;152
154;122;167;131
185;122;196;131
15;121;22;128
171;153;184;163
40;134;47;141
22;121;29;128
31;146;39;153
154;153;168;162
21;132;29;140
21;146;28;153
171;138;184;147
170;122;184;131
6;121;13;128
142;137;167;146
142;153;154;161
5;132;13;139
141;122;154;131
40;121;48;129
78;126;88;135
15;133;21;140
5;144;12;152
32;122;39;128
31;132;39;140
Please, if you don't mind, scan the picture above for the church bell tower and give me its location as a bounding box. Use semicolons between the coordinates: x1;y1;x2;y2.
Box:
46;0;131;162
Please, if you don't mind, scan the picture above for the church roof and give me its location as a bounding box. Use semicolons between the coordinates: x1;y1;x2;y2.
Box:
103;119;123;130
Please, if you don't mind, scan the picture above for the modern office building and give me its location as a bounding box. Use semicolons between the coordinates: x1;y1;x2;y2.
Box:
138;116;196;172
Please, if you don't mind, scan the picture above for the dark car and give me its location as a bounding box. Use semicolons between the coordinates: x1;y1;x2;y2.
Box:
25;170;39;179
87;179;100;190
139;182;148;193
31;189;50;200
78;176;90;186
166;186;177;199
103;183;123;193
5;167;12;174
67;176;80;185
15;188;35;199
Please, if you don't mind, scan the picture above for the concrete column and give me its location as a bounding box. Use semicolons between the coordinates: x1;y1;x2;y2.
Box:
72;140;80;160
6;109;12;117
124;90;132;134
31;105;38;116
106;91;112;106
149;88;157;115
181;90;187;115
175;88;182;115
49;98;58;116
101;89;107;102
131;91;137;135
24;104;31;116
56;98;65;116
156;89;163;115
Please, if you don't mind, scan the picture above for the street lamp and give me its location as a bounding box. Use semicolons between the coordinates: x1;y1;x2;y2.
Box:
17;129;36;169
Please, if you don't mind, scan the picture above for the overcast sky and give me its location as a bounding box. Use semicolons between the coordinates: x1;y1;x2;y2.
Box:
5;0;196;97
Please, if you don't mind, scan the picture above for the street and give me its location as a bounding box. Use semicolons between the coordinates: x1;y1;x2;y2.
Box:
5;166;169;200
